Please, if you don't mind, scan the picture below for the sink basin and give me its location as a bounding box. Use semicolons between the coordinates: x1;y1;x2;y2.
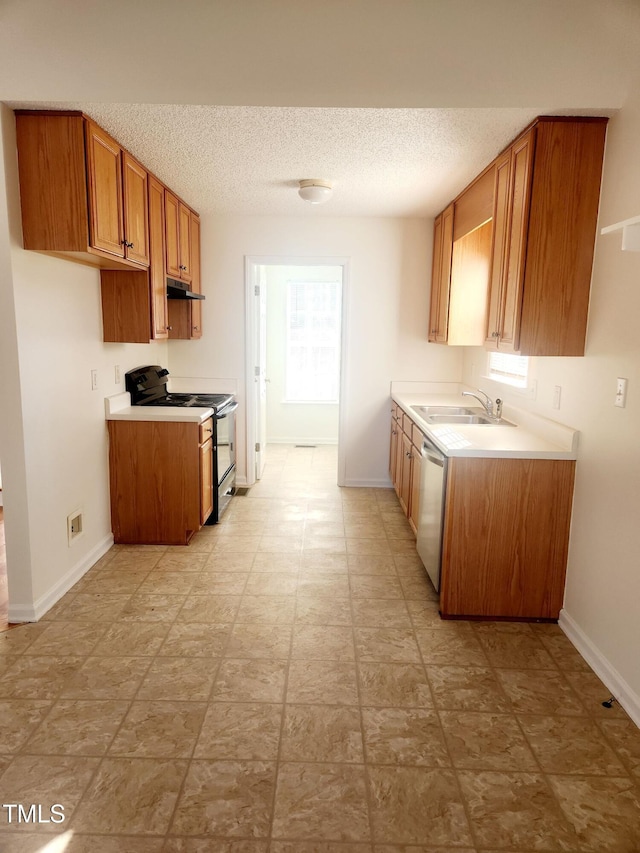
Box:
427;413;494;424
411;405;516;427
412;405;476;417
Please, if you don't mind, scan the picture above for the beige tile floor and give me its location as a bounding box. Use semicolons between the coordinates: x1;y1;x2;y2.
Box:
0;444;639;852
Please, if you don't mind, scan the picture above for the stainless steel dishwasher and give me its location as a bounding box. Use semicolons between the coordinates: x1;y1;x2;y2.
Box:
416;434;448;592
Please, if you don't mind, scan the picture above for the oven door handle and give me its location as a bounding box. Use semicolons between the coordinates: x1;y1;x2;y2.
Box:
216;401;238;418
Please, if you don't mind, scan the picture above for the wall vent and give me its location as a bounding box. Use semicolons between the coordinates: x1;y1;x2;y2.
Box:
67;510;84;545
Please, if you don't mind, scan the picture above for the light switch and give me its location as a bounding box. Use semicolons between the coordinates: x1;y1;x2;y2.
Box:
615;377;628;408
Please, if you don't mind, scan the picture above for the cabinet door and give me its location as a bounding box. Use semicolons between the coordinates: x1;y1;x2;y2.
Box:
122;153;150;267
428;214;443;342
85;121;125;258
189;213;202;338
428;204;454;342
178;203;193;282
393;420;404;497
399;432;412;515
389;411;399;484
498;130;535;352
200;437;214;525
148;175;168;340
485;151;511;349
165;190;181;278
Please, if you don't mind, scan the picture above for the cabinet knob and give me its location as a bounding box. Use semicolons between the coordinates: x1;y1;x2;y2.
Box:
179;265;187;271
166;325;173;331
193;326;199;331
430;329;437;334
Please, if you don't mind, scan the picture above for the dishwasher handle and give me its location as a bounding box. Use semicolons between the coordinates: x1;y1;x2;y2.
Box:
422;438;446;467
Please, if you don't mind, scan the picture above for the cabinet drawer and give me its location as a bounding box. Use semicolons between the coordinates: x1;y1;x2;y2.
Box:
199;418;214;445
412;423;425;450
402;413;414;435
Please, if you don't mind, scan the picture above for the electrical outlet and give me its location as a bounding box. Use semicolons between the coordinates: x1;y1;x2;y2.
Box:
553;385;562;410
90;369;98;391
114;364;121;384
67;510;83;545
615;377;628;408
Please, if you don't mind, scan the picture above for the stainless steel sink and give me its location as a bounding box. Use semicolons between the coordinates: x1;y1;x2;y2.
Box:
412;406;476;417
426;413;494;424
411;405;515;426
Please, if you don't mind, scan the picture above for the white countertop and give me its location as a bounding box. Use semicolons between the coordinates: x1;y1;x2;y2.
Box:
105;393;213;424
392;390;579;459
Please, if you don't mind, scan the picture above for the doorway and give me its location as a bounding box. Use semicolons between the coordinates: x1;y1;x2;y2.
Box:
245;258;348;487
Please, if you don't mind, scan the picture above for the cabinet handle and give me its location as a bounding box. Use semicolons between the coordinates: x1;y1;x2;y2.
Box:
430;329;437;334
193;326;199;331
166;325;173;331
406;450;412;458
492;331;499;338
180;265;187;271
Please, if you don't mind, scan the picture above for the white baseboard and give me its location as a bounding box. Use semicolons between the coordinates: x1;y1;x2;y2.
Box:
266;438;339;446
8;533;114;623
559;608;640;727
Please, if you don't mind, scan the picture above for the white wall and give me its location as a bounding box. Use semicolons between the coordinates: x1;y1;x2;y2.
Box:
264;264;341;445
0;105;168;619
167;215;463;487
462;85;640;712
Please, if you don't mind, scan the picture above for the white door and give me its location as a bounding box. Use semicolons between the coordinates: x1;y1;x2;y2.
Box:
255;266;268;480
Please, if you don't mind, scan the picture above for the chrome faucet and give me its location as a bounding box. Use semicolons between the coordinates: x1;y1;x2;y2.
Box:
462;388;503;421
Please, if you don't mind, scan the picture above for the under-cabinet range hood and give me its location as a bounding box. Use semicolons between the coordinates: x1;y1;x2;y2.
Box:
166;277;205;300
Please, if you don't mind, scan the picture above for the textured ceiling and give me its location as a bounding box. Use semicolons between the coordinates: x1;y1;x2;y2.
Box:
8;102;559;218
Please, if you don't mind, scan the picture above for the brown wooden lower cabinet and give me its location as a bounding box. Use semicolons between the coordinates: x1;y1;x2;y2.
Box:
108;418;212;545
389;404;424;533
439;456;576;620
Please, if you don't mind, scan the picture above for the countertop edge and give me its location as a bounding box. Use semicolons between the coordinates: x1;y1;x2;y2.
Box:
104;392;214;424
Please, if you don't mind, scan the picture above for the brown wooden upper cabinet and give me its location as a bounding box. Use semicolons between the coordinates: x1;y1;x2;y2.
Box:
168;210;202;340
428;116;608;356
16;109;203;344
165;191;193;283
429;166;494;346
486;118;607;356
428;203;454;342
16;111;149;270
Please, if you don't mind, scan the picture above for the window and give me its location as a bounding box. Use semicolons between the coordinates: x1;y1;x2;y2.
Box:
487;352;529;388
286;280;342;402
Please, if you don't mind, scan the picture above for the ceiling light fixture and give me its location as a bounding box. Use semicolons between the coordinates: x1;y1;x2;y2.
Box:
298;179;333;205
